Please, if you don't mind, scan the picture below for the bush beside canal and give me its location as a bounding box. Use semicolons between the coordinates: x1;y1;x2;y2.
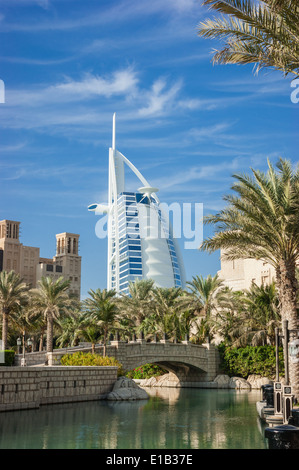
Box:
218;343;284;379
126;363;168;380
60;352;125;376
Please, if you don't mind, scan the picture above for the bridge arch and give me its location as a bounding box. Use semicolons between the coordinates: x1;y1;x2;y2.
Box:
108;340;219;385
128;359;209;385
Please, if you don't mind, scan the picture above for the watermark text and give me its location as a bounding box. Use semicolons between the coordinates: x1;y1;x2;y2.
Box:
291;78;299;104
94;201;203;250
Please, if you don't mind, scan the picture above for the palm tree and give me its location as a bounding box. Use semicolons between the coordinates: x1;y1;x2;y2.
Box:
10;303;38;352
82;288;117;356
186;274;224;317
211;287;250;345
197;0;299;76
56;309;83;348
0;271;28;350
245;281;280;345
25;300;51;352
150;287;183;340
28;306;47;352
180;274;225;342
201;158;299;397
140;313;160;340
30;276;71;357
215;283;280;347
79;324;103;354
118;279;155;332
176;309;196;341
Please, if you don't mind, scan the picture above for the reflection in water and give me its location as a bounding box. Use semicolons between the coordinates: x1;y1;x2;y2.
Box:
0;388;267;449
144;386;180;403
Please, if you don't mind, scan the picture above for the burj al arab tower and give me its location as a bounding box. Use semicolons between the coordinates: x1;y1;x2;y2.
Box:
88;114;185;295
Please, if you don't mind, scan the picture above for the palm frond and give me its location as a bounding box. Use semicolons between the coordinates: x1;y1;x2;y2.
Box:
198;0;299;76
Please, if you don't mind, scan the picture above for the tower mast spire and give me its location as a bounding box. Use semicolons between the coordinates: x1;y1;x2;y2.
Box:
112;112;116;151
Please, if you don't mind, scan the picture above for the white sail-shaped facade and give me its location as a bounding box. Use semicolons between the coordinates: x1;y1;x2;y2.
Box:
88;114;185;295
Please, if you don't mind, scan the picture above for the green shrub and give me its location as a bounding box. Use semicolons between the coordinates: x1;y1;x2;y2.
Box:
0;350;15;367
126;363;167;379
217;343;284;379
60;352;125;376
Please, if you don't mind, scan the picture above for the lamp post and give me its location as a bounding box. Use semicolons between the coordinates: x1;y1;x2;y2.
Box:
18;331;32;367
17;337;22;355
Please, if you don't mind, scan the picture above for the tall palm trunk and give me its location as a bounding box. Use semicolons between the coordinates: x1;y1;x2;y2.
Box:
276;261;299;397
39;335;43;352
103;328;108;357
39;325;46;351
277;261;298;330
2;308;9;351
46;313;54;354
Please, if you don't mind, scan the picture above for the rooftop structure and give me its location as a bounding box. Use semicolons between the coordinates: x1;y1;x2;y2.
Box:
0;220;81;298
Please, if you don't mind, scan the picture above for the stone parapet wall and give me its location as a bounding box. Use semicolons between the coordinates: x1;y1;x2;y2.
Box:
14;345;113;366
14;351;47;367
0;366;117;412
14;346;93;366
14;341;221;384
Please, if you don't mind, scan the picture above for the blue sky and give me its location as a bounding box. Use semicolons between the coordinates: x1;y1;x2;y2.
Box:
1;0;298;299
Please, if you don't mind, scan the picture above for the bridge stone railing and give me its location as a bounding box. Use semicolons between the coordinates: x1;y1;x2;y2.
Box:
14;340;220;386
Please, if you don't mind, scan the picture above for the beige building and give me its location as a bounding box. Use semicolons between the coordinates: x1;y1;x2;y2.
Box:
36;232;81;298
0;220;40;288
0;220;81;299
217;250;276;291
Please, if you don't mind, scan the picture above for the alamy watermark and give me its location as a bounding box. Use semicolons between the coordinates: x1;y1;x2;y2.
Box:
0;79;5;104
291;78;299;104
94;201;203;250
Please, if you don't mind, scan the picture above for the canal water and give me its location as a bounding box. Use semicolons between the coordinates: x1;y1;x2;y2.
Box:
0;388;268;449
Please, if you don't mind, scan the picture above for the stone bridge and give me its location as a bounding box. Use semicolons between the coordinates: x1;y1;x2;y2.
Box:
107;339;220;386
15;339;220;387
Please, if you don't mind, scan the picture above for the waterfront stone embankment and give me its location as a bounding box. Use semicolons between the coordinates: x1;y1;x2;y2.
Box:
107;376;149;401
136;373;272;390
0;366;118;412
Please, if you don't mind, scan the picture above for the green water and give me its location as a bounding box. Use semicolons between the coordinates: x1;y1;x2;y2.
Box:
0;388;267;449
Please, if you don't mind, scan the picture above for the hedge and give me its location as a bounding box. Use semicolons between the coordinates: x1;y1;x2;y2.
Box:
126;363;168;379
60;351;125;376
217;344;284;379
0;350;15;367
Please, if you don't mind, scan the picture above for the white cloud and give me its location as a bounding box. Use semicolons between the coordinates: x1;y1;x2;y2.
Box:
178;98;217;111
0;56;73;66
0;0;201;32
138;78;182;117
0;142;27;153
6;68;139;107
188;122;235;140
2;70;186;130
170;0;198;12
152;157;243;191
54;69;138;99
